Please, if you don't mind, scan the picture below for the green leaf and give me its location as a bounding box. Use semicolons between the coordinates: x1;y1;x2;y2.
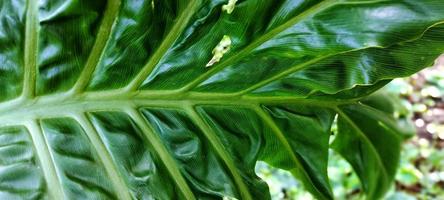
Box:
0;0;443;199
332;103;407;199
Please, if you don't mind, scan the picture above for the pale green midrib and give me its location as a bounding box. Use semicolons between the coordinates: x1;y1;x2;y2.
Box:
22;0;39;99
184;105;253;200
334;108;391;188
0;91;355;125
179;0;337;92
125;0;200;91
126;108;196;200
74;113;132;200
252;106;332;200
26;120;66;200
71;0;122;94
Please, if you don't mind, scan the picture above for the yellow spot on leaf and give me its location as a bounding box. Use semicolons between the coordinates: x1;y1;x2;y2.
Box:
222;0;238;14
206;35;232;67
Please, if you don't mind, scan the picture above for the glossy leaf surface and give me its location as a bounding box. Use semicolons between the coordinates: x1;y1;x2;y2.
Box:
0;0;443;199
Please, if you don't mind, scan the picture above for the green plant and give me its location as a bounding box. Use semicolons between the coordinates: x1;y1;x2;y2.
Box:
0;0;443;199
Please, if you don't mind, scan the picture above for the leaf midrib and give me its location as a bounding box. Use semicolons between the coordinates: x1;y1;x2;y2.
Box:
0;91;355;126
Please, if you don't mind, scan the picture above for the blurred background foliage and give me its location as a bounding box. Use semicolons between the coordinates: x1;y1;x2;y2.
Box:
256;55;444;200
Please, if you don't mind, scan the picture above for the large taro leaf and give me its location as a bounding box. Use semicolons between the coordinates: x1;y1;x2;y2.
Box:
0;0;443;199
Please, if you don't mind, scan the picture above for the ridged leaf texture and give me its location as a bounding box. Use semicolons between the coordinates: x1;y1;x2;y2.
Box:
0;0;443;199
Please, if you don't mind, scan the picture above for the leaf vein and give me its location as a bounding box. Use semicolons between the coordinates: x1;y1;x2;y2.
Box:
126;107;196;200
334;108;390;184
26;120;66;200
22;0;39;99
252;105;331;200
185;105;253;200
126;0;200;91
74;113;132;200
71;0;122;94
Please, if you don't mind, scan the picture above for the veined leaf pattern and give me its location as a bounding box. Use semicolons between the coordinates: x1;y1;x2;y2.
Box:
0;0;443;199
